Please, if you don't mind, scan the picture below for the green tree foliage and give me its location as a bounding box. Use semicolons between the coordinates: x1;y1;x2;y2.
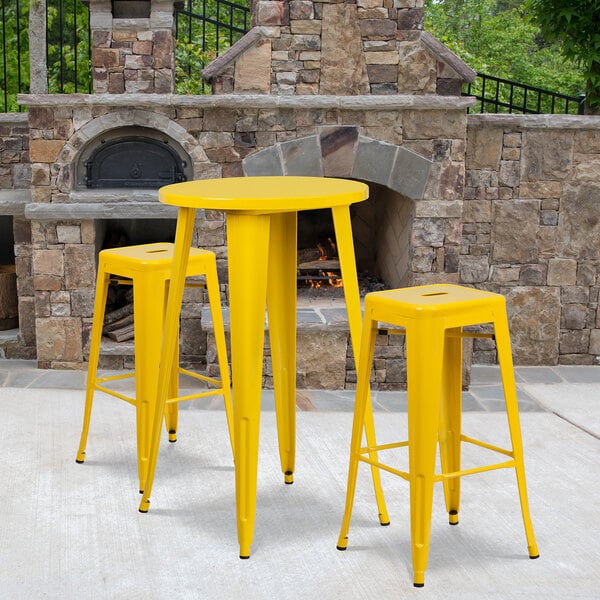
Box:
425;0;587;104
525;0;600;112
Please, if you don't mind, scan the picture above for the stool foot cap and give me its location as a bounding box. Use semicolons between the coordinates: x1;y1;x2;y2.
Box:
75;452;85;463
380;520;390;527
449;510;459;525
413;583;425;588
336;545;347;552
529;554;540;560
138;500;150;513
284;471;294;484
239;555;250;560
75;459;85;464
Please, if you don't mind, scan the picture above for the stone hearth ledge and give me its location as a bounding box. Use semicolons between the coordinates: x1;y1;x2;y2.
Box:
0;190;31;216
23;190;178;220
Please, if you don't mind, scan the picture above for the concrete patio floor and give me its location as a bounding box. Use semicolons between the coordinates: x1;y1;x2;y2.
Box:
1;359;599;599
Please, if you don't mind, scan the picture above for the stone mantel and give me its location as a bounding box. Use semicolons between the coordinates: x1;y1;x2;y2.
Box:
19;93;475;111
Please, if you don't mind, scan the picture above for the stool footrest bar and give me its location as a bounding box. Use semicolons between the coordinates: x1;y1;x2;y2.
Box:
178;367;222;388
167;388;227;404
358;455;411;481
94;384;136;406
461;434;515;458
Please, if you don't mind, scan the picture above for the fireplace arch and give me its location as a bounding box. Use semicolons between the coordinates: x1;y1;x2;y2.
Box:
242;128;433;289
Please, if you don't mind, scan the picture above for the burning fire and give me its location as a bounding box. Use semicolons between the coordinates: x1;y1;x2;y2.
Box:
305;238;343;288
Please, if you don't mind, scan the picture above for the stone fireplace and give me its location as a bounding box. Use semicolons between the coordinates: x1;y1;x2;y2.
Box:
14;0;480;388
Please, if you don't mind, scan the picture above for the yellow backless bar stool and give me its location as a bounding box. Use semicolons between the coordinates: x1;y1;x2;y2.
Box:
337;284;539;587
75;242;234;493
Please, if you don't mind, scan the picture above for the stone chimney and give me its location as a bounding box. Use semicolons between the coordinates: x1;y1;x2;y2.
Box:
203;0;475;96
88;0;176;93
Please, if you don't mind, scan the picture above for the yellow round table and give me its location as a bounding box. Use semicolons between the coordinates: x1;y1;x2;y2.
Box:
139;176;389;558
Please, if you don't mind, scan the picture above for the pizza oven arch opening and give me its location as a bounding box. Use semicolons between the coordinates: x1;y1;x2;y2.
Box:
76;126;192;190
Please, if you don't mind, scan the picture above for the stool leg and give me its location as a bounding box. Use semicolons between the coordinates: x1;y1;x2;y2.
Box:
204;254;235;457
337;315;381;550
439;327;462;525
267;212;297;485
133;271;167;493
332;205;389;525
76;264;111;463
164;281;179;444
140;207;197;513
494;313;540;560
407;322;445;587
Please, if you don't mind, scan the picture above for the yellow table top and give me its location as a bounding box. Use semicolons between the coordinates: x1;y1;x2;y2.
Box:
158;176;369;213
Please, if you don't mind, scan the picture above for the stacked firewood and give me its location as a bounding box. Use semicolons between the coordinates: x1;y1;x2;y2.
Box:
102;285;134;342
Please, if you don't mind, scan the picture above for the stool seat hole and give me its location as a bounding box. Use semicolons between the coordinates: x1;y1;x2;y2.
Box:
146;249;169;254
422;292;448;297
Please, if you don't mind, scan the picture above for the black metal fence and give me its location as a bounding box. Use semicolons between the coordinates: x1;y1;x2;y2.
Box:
0;2;588;115
464;72;585;115
1;0;31;112
1;0;91;112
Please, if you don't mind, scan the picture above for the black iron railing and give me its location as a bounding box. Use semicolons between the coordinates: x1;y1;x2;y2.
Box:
45;0;91;95
464;72;585;115
1;0;29;112
175;0;250;93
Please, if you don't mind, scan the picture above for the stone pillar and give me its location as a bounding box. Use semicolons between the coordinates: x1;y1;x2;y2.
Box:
89;0;176;93
29;0;48;93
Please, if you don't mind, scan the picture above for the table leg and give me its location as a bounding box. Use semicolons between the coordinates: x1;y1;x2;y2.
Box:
226;212;272;559
266;212;298;484
332;205;390;525
139;207;196;512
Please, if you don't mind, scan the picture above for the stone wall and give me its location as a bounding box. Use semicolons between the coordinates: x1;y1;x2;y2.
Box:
0;114;29;190
0;114;34;359
464;114;600;365
13;93;469;380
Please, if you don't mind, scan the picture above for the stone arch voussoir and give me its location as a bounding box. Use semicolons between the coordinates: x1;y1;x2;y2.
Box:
243;128;432;200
